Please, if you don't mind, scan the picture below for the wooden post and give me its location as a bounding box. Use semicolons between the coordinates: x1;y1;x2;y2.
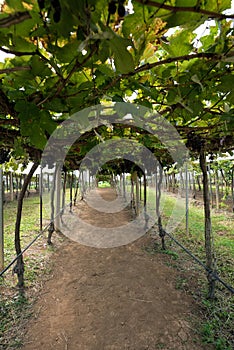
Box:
143;172;148;228
39;166;43;231
131;175;135;212
61;169;67;217
74;172;80;205
208;166;214;208
185;162;189;235
232;168;234;213
6;173;9;192
47;173;50;192
55;164;61;231
70;172;73;213
122;173;126;200
192;171;196;199
0;168;4;270
81;171;84;200
135;175;140;216
215;170;220;210
10;171;14;201
155;165;158;215
200;146;216;299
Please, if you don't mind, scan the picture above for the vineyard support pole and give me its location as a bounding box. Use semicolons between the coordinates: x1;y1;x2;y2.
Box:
200;146;216;299
0;168;4;270
215;170;220;210
185;162;189;235
139;176;142;201
135;175;140;216
39;166;43;232
55;164;61;231
70;172;73;213
232;168;234;213
10;171;14;201
123;173;126;200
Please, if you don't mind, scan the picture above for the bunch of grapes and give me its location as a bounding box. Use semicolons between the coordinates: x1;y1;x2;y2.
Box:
186;131;204;153
108;0;126;17
0;149;10;164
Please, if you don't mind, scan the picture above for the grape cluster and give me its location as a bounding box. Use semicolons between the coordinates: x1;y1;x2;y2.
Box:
0;149;10;165
186;131;204;153
108;0;126;17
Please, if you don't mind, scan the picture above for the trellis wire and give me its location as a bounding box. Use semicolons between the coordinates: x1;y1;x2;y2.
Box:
0;201;72;278
164;229;234;294
1;176;233;296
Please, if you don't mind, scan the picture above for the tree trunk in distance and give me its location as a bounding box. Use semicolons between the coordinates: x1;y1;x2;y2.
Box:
197;175;201;192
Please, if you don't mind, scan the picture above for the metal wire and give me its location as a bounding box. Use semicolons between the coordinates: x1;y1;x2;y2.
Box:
0;202;72;278
164;229;234;294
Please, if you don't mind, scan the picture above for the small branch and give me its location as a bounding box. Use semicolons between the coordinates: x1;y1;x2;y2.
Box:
100;52;221;96
0;46;36;57
0;11;31;28
134;52;221;74
129;297;152;303
0;66;31;74
57;45;98;95
37;45;98;106
135;0;234;20
37;51;64;80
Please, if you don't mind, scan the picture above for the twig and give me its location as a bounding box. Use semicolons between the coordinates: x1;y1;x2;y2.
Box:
129;297;152;303
135;0;234;20
0;66;31;74
0;11;31;28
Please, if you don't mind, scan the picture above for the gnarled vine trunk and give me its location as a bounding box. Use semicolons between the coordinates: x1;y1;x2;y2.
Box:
14;161;39;288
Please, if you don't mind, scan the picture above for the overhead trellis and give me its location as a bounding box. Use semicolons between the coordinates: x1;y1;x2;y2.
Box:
0;0;233;297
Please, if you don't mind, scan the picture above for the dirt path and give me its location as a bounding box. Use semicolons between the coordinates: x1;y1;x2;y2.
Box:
20;188;211;350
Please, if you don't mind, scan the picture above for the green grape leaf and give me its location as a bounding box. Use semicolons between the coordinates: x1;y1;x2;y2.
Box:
109;35;135;74
31;56;52;78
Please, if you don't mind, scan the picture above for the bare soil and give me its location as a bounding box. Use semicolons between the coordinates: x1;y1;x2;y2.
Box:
19;188;213;350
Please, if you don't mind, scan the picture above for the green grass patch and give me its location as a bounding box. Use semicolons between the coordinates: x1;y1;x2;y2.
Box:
143;187;234;350
0;193;63;349
98;181;111;188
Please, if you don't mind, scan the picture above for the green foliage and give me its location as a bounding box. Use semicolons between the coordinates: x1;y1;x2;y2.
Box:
201;298;234;350
0;0;233;162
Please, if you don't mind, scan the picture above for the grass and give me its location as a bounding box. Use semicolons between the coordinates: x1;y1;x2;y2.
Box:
98;181;111;188
0;193;65;349
142;186;234;350
0;185;233;349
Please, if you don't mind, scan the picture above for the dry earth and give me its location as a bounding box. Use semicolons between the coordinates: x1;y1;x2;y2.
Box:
19;188;213;350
